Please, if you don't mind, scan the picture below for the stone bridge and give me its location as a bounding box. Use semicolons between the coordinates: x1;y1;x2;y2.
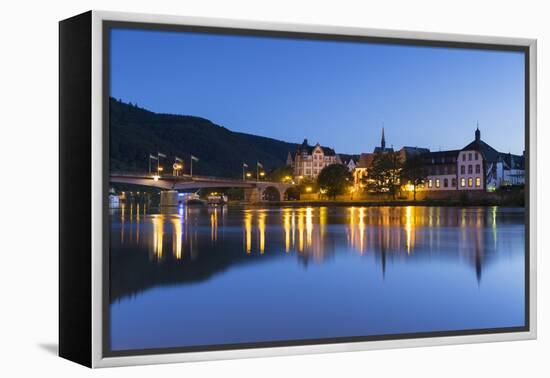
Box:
110;172;296;202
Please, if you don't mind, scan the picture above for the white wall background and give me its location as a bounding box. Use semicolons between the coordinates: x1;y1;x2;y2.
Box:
0;0;546;376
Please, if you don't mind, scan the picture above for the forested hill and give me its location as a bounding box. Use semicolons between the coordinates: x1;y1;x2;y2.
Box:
109;98;301;178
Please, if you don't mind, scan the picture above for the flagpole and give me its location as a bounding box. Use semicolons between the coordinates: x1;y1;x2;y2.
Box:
148;154;151;175
243;164;245;181
256;162;259;182
190;158;193;177
157;152;160;175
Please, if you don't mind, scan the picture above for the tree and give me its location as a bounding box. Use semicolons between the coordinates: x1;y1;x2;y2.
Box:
298;177;319;195
268;165;294;183
317;164;352;200
368;152;402;199
401;154;427;201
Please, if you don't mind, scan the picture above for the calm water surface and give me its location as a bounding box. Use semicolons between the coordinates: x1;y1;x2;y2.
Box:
109;205;525;351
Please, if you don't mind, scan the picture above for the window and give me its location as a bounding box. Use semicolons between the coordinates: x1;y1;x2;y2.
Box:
428;179;433;188
468;178;473;187
475;164;480;174
476;177;481;187
444;178;448;188
461;165;465;174
452;178;457;187
462;154;466;161
468;165;473;174
460;178;466;187
435;179;440;188
468;153;472;161
475;153;479;160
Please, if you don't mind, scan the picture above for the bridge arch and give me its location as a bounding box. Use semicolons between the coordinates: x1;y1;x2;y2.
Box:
261;186;282;202
283;186;300;201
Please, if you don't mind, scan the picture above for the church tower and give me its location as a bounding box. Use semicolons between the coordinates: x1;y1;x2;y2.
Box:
381;127;386;149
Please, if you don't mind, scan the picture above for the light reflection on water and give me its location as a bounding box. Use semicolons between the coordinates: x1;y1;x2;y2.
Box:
109;204;525;351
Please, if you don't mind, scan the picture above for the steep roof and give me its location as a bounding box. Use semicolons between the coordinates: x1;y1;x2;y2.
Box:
373;146;394;153
420;150;460;165
499;152;525;170
400;146;430;160
296;139;337;156
461;139;500;162
356;153;375;168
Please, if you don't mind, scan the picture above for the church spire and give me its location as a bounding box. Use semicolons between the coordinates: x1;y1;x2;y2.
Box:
381;126;386;149
475;122;480;142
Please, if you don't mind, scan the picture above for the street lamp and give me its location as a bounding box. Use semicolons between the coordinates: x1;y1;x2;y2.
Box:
148;154;158;175
243;163;249;181
157;152;166;176
256;162;263;181
174;157;184;176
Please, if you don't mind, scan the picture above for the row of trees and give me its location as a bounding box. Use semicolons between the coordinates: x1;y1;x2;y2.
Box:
310;152;427;200
367;152;426;200
266;151;427;201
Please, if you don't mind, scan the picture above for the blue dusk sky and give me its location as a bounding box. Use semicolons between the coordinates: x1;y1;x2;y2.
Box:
110;28;525;155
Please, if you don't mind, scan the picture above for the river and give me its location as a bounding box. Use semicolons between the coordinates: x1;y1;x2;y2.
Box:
109;204;526;352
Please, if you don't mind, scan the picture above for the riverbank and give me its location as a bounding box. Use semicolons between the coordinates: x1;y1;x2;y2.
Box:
235;198;525;208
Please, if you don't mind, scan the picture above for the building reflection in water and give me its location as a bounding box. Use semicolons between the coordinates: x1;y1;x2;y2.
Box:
112;204;504;281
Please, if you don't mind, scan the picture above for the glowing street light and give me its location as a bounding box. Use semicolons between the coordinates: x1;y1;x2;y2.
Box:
256;162;263;181
305;186;313;193
157;152;167;176
173;156;184;176
242;162;249;181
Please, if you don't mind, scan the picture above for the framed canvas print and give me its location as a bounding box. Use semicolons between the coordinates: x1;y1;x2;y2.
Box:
59;10;537;368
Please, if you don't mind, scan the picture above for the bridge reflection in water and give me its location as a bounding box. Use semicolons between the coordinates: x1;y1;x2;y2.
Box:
109;204;525;351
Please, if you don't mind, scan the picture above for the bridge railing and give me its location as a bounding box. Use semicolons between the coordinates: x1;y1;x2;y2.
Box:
110;172;293;186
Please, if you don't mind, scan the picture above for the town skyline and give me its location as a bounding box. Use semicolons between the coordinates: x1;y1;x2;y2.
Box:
110;28;526;155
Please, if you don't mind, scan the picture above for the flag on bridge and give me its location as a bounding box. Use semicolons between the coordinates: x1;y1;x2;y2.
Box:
175;156;183;162
191;155;199;162
149;154;158;160
257;162;263;168
157;152;167;158
243;163;248;168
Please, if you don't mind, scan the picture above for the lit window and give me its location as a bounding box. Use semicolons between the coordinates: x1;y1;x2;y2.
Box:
435;179;440;188
468;178;473;187
461;178;466;187
428;179;433;188
476;177;481;187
